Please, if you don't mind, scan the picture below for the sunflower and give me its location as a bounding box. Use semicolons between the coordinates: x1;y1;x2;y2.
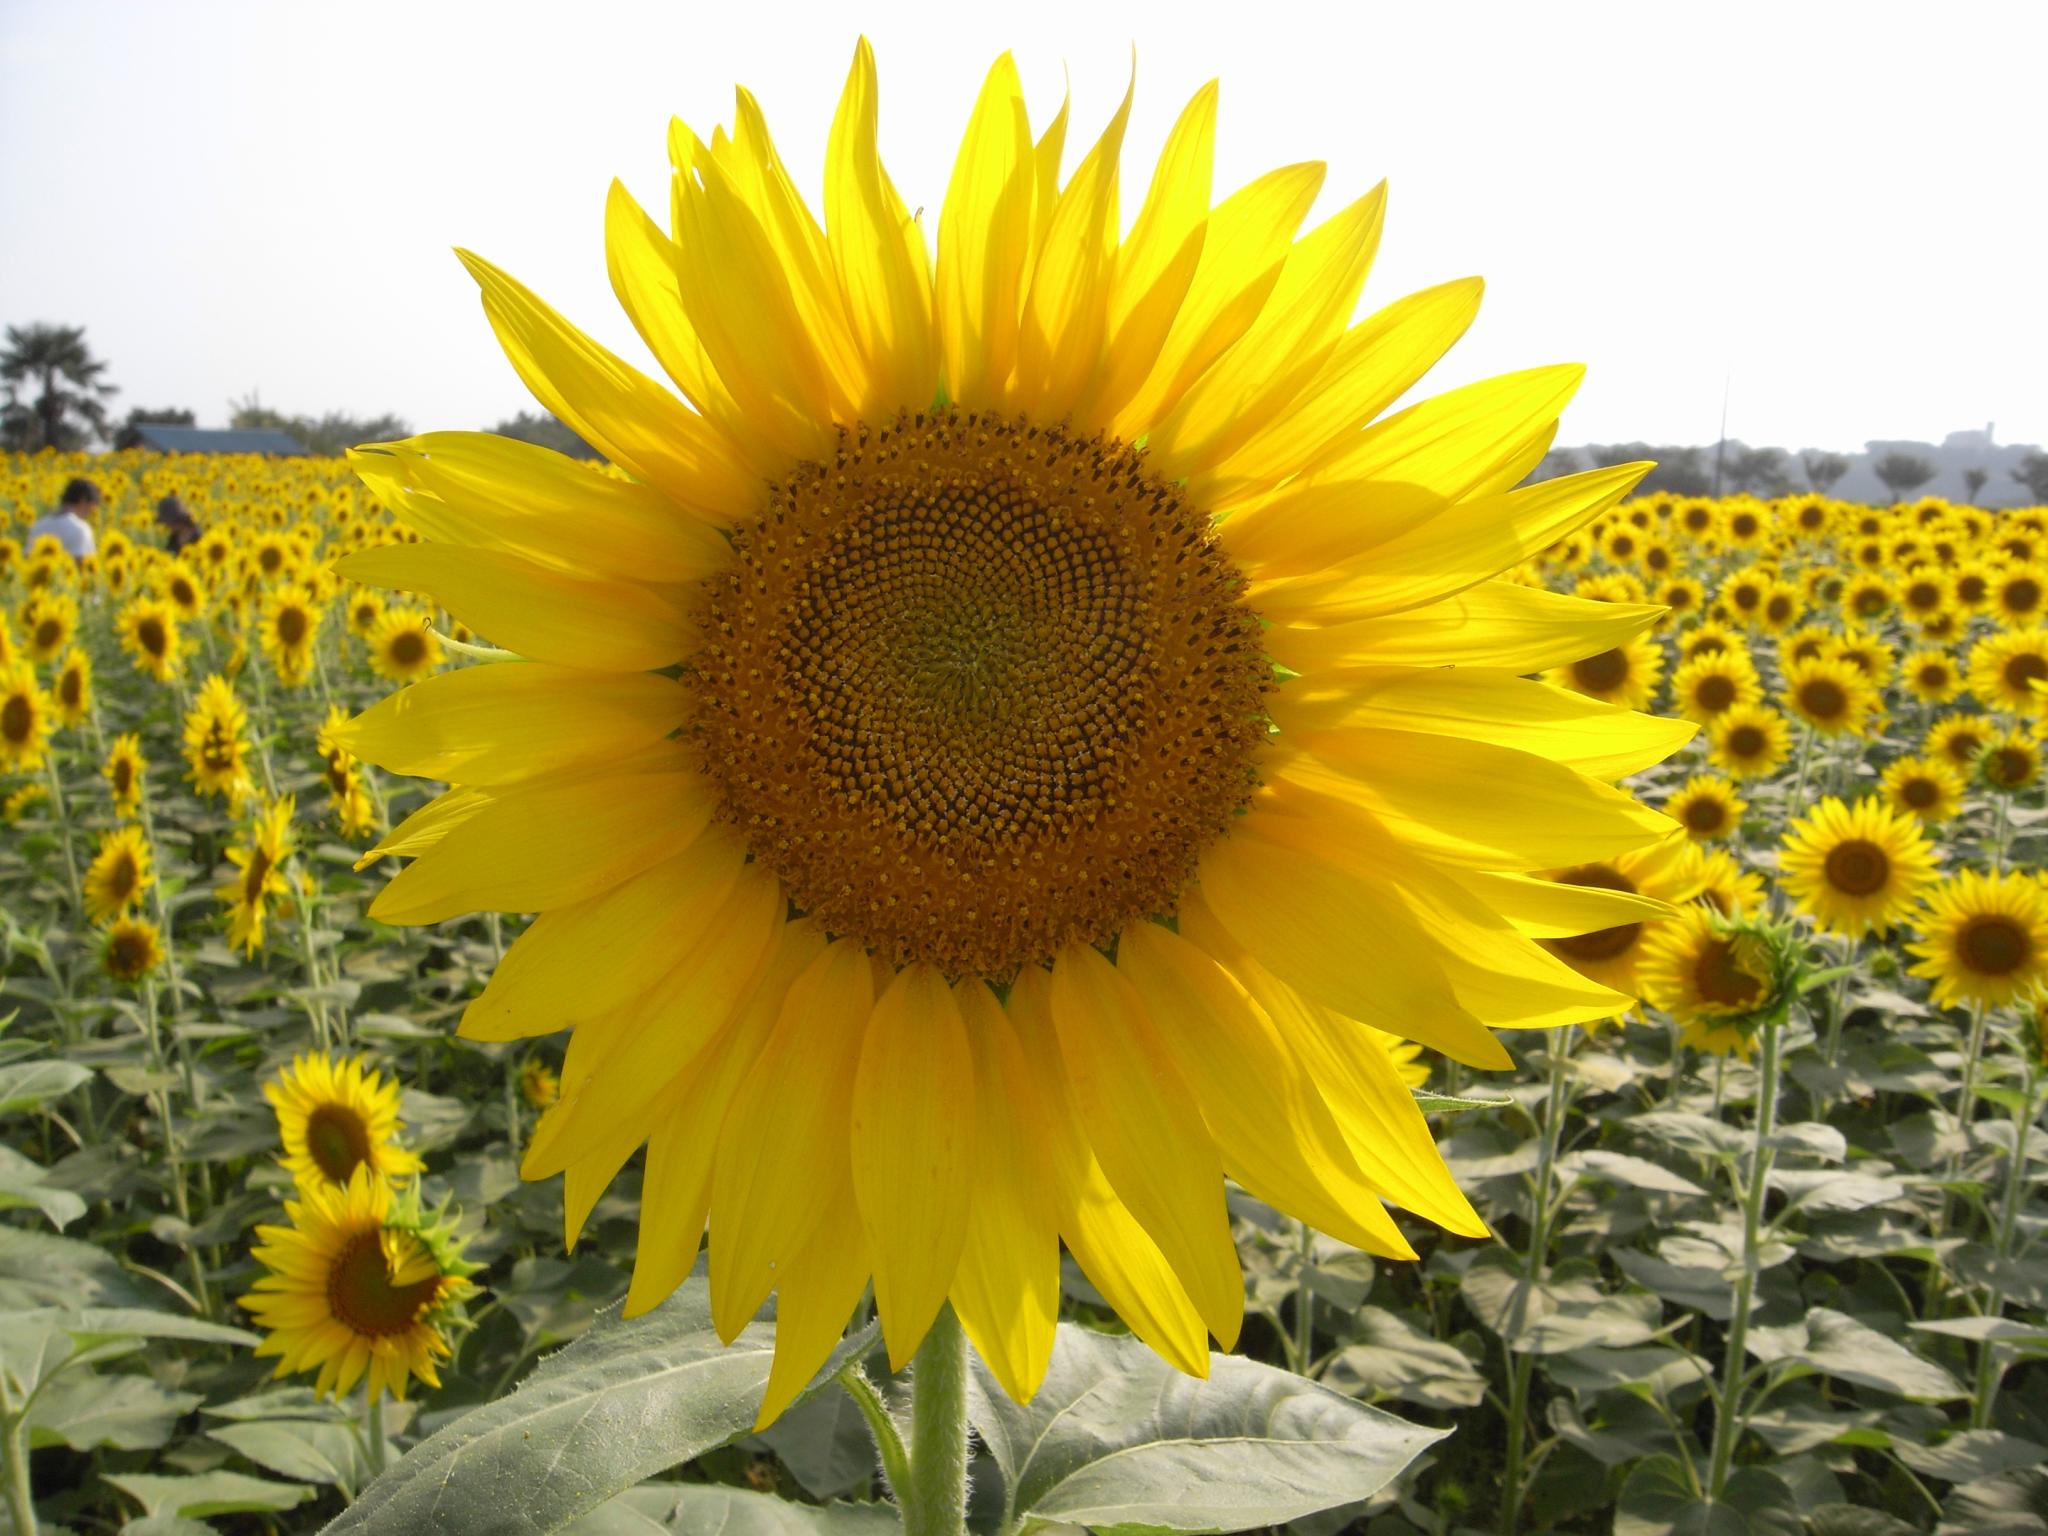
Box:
1639;907;1776;1058
102;916;166;985
1654;576;1705;625
1902;648;1962;704
1721;571;1769;628
183;675;254;803
1678;619;1742;663
317;706;380;839
241;1166;478;1403
2;783;47;824
1708;702;1793;780
1880;754;1966;824
117;595;184;682
1897;570;1950;625
1966;627;2048;718
1841;572;1893;624
364;607;444;683
1779;623;1835;667
1676;498;1718;541
1926;714;1992;773
223;797;296;954
333;47;1693;1414
1694;847;1767;918
1665;775;1746;842
1722;503;1767;550
1832;631;1895;687
260;589;321;686
20;592;77;664
1907;870;2048;1011
1756;580;1804;634
265;1051;423;1191
0;663;52;773
1777;795;1938;938
1782;655;1879;737
1993;563;2048;626
1785;495;1833;541
83;825;155;922
1547;632;1663;710
1979;729;2042;793
346;589;388;638
163;565;207;621
35;641;91;731
1669;649;1761;723
1952;560;1995;613
519;1059;561;1109
1537;835;1702;1000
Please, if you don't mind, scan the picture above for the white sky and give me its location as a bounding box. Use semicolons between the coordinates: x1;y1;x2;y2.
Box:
4;0;2043;452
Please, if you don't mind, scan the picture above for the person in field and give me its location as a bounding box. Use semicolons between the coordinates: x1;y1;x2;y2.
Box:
27;477;101;560
156;494;201;554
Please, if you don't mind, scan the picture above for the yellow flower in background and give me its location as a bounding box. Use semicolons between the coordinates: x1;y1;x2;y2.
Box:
241;1166;477;1403
1777;795;1938;938
345;588;387;638
1547;631;1664;710
1694;847;1767;918
1665;775;1746;842
1708;703;1792;780
116;595;184;682
1538;835;1702;1002
49;646;93;729
1756;580;1804;634
101;916;165;985
0;663;52;773
1965;627;2048;718
364;607;443;683
183;674;254;803
1639;907;1775;1057
1926;714;1991;773
1670;649;1761;723
332;43;1692;1415
1782;655;1879;737
1880;754;1966;824
1993;562;2048;625
1832;631;1895;688
1901;648;1962;705
519;1058;561;1110
1979;729;2042;793
260;589;321;687
20;591;78;663
265;1051;422;1191
2;782;48;824
82;824;155;922
1907;870;2048;1010
222;796;296;955
1678;619;1742;663
162;564;207;621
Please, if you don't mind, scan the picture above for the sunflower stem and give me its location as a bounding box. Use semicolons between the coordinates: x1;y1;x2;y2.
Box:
838;1364;912;1502
1970;1047;2039;1429
1498;1027;1574;1535
1953;1001;1991;1164
366;1392;389;1479
899;1304;969;1536
2;1409;35;1536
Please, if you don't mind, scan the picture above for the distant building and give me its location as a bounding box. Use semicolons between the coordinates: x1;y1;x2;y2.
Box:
128;424;308;456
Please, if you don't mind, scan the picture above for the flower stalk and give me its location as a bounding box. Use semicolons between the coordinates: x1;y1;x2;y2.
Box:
900;1305;970;1536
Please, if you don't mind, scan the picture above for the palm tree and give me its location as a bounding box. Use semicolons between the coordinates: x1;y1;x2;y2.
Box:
0;323;118;451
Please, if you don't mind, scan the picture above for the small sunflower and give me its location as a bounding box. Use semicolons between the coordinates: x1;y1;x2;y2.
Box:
241;1166;478;1403
1840;572;1894;624
1694;847;1767;918
1678;619;1742;663
519;1059;561;1109
1979;729;2042;793
102;916;166;985
183;674;254;803
1832;631;1895;687
20;592;77;664
1654;576;1705;625
0;663;52;773
261;590;321;687
346;589;388;638
1722;503;1767;550
1951;560;1995;613
1779;623;1836;667
365;608;443;683
1880;755;1966;824
103;732;147;816
1966;627;2048;718
1782;655;1879;737
1926;714;1992;773
1708;703;1792;780
1539;836;1702;1000
2;783;48;824
83;825;155;922
1902;648;1962;705
1897;570;1951;625
1548;632;1663;710
265;1051;423;1191
1665;775;1746;842
47;646;92;730
1777;795;1938;938
1639;907;1776;1058
1756;580;1804;634
222;796;296;955
1907;870;2048;1010
163;565;207;621
116;595;184;683
1670;649;1761;723
1993;563;2048;626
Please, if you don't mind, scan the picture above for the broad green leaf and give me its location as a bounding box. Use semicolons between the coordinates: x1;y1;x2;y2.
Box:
104;1469;313;1519
28;1370;200;1451
569;1485;900;1536
1763;1122;1847;1162
1561;1150;1709;1197
1758;1308;1965;1402
1892;1428;2047;1484
1615;1456;1801;1536
1766;1170;1906;1215
1410;1089;1513;1113
0;1141;86;1229
211;1417;372;1491
967;1321;1442;1533
0;1058;92;1115
1321;1308;1486;1410
1910;1316;2048;1347
326;1277;874;1536
750;1383;882;1501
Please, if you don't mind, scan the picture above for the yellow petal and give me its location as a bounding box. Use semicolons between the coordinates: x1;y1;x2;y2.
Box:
709;939;874;1343
368;766;711;925
333;543;691;672
1116;923;1416;1259
948;980;1060;1403
1263;580;1665;675
850;965;976;1370
355;785;490;868
755;1179;871;1429
936;54;1037;406
1450;869;1679;939
337;662;689;787
1049;944;1242;1349
455;249;759;520
1006;968;1209;1375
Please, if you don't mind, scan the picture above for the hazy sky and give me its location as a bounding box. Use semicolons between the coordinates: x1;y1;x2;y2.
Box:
4;0;2043;451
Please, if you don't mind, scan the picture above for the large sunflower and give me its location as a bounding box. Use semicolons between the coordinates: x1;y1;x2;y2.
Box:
1639;906;1776;1058
265;1051;423;1191
1966;627;2048;718
335;48;1690;1417
1907;869;2048;1010
1776;794;1937;938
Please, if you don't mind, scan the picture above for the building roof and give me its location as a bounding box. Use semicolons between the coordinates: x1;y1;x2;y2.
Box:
131;425;309;456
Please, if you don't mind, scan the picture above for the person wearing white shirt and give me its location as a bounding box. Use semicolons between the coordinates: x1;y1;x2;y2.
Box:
26;477;101;561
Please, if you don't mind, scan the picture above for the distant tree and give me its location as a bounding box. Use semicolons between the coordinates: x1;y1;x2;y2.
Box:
2013;451;2048;505
0;323;118;451
1963;467;1990;504
490;409;599;460
1801;451;1850;493
1723;445;1791;496
1589;443;1711;497
114;405;196;450
227;393;408;454
1872;453;1936;501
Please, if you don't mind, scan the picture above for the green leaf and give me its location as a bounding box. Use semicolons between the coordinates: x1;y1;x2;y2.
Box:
1410;1089;1513;1114
968;1321;1442;1533
1561;1150;1709;1197
1892;1428;2048;1484
568;1486;901;1536
27;1370;200;1451
1759;1308;1966;1401
211;1417;372;1491
1322;1308;1486;1411
326;1276;873;1535
0;1058;92;1115
1615;1456;1801;1535
750;1382;882;1501
1766;1170;1906;1215
0;1142;86;1229
104;1469;313;1519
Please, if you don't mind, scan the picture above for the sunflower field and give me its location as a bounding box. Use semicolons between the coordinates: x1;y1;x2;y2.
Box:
2;442;2042;1536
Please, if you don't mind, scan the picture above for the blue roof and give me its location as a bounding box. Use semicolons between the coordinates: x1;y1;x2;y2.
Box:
132;425;309;456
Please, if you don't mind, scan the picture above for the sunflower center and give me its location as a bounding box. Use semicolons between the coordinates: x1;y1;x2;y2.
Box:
139;618;167;657
1799;678;1847;720
696;412;1269;976
1545;863;1642;962
1957;915;2030;977
1918;664;1950;690
1823;839;1890;897
326;1231;440;1338
243;849;273;904
1683;796;1728;834
304;1103;373;1183
2007;578;2042;612
1989;747;2034;787
2002;653;2048;691
1572;648;1630;694
107;926;155;979
1726;724;1765;759
1958;574;1987;603
277;608;308;646
389;630;427;667
1;696;29;744
1765;596;1793;624
1695;674;1737;712
1944;731;1983;765
1902;776;1939;808
1694;937;1764;1009
60;671;82;708
107;853;138;902
34;620;61;650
